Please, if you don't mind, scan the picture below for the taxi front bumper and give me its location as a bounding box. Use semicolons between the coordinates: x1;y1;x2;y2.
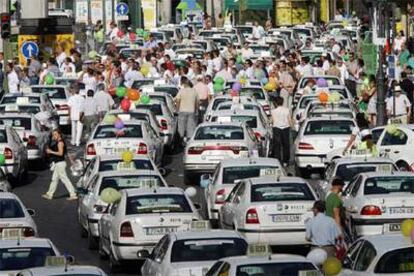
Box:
59;115;70;126
112;241;157;260
237;227;309;245
295;154;327;169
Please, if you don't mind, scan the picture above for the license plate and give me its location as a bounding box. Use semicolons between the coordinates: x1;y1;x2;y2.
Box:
145;227;176;236
389;223;401;232
389;207;414;214
271;214;301;223
105;147;127;154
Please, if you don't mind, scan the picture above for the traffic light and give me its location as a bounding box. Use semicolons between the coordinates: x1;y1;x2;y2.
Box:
1;13;11;39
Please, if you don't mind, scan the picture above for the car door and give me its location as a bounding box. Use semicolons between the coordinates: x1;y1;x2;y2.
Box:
144;235;170;276
377;129;410;166
79;175;99;227
221;183;243;228
346;241;377;275
102;202;119;251
342;176;363;230
341;239;365;275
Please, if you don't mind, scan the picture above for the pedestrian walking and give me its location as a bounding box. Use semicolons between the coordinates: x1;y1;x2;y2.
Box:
83;89;98;140
68;85;85;146
326;178;346;234
174;76;199;142
5;62;19;93
93;87;115;121
386;85;411;124
306;200;342;257
42;129;77;200
271;96;293;166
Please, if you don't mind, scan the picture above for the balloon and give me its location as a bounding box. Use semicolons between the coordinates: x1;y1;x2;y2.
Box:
230;90;238;97
316;78;328;88
363;77;370;86
116;87;127;98
401;219;414;237
140;95;150;104
236;55;243;64
411;228;414;242
140;65;150;76
88;51;98;59
214;76;224;85
127;89;140;101
45;74;54;85
232;82;242;92
319;92;329;103
0;154;5;166
100;188;122;204
239;78;247;86
307;248;327;266
122;150;134;163
385;124;398;135
329;91;342;103
114;119;124;130
213;83;223;92
136;28;144;36
108;86;116;96
103;114;117;124
261;78;269;85
264;82;277;91
120;98;131;112
323;257;342;276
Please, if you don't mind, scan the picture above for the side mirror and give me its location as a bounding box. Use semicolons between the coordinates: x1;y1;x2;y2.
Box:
76;187;88;196
27;208;36;216
259;136;266;142
65;255;75;265
199;174;211;189
193;203;202;210
183;137;189;143
296;114;301;121
185;187;197;197
137;250;150;259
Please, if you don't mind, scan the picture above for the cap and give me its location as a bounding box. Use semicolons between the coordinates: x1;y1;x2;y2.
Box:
360;129;372;138
394;85;402;92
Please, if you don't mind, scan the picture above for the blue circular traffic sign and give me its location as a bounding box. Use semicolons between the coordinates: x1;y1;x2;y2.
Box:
21;41;39;59
116;3;129;15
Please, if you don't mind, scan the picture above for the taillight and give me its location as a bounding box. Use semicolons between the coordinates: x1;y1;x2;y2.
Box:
262;105;270;111
410;163;414;172
120;221;134;237
254;132;262;140
93;204;106;213
56;104;69;110
160;119;168;130
246;208;260;224
27;135;37;147
361;205;382;216
86;144;96;155
215;189;226;204
188;145;248;155
137;143;148;154
298;142;314;150
4;147;12;159
188;146;204;155
23;227;35;237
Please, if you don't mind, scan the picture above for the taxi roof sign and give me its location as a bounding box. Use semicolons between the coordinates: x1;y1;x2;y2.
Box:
5;104;19;112
116;161;136;171
190;220;210;231
247;244;272;257
117;114;131;121
298;271;323;276
1;228;23;240
45;256;66;267
16;97;30;105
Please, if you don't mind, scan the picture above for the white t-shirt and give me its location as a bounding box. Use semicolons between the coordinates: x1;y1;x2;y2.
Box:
386;94;411;115
68;94;85;121
271;106;291;129
56;52;67;68
93;90;115;113
7;71;19;94
124;70;144;88
83;74;97;92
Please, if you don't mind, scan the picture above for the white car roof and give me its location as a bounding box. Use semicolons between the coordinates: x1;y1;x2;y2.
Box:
247;176;306;185
124;187;184;197
3;93;41;98
360;234;414;254
98;170;161;178
20;265;106;276
97;118;146;127
0;113;33;118
30;85;67;89
304;116;355;122
0;238;55;249
210;109;260;117
220;157;282;167
171;230;244;241
332;157;395;165
358;172;414;178
219;253;314;265
197;121;244;128
96;154;152;161
0;192;19;200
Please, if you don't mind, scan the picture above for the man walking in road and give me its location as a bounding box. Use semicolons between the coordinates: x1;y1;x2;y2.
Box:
68;84;85;147
326;178;346;235
271;96;293;167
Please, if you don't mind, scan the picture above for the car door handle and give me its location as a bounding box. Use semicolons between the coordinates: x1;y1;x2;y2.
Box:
394;151;400;154
384;149;391;153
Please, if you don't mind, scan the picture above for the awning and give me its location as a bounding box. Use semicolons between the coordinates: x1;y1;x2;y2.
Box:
176;1;202;10
224;0;273;10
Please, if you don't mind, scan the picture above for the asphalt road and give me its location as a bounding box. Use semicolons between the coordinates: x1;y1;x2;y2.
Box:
12;142;321;275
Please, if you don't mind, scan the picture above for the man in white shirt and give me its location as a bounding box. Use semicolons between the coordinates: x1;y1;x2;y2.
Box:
83;89;98;140
55;45;67;68
241;43;253;60
68;86;85;146
386;85;411;123
124;62;144;88
336;58;349;84
296;57;314;76
60;57;76;74
271;96;293;166
93;87;115;120
215;60;232;82
5;63;19;93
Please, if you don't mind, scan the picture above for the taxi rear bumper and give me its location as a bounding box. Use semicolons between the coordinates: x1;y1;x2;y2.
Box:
295;154;327;169
112;241;157;260
238;227;309;245
353;217;414;236
184;163;218;173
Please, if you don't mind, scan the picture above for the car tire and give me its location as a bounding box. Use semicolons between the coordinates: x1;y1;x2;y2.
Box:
296;166;310;179
87;225;99;250
396;161;410;171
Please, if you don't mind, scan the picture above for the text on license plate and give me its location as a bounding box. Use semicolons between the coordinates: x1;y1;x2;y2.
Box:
271;214;301;223
145;227;177;236
389;223;401;232
389;207;414;214
105;148;128;154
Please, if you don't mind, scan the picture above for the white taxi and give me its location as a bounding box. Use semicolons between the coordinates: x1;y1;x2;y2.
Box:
140;229;248;276
85;119;164;166
208;109;272;157
0;193;37;237
230;86;272;116
0;229;60;274
77;170;168;250
201;158;285;226
98;187;202;271
183;122;261;184
204;95;255;122
294;116;357;178
343;172;414;238
340;234;414;275
216;102;269;123
219;176;317;246
18;265;107;276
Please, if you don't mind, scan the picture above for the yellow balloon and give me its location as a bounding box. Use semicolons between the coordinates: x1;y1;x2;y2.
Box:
122;150;134;163
323;257;342;276
140;64;150;76
401;219;414;237
239;78;247;86
328;92;342;103
385;124;398;135
100;188;121;204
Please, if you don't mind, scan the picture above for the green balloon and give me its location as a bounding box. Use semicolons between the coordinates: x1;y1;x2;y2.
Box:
88;50;98;59
100;188;122;204
236;55;243;64
214;76;225;85
103;114;117;124
213;83;223;92
0;154;5;166
116;87;127;98
136;28;144;36
45;74;54;85
140;95;150;104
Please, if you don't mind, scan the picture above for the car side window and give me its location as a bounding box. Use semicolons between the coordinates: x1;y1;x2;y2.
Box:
152;235;169;263
354;241;377;271
217;262;230;275
350;176;363;197
227;183;241;202
85;158;96;178
381;131;408;146
233;183;246;204
205;261;223;276
246;127;257;142
342;240;364;269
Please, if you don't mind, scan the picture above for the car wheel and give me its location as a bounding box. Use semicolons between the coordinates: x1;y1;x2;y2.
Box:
109;250;121;273
87;225;99;250
396;161;410;171
296;166;310;179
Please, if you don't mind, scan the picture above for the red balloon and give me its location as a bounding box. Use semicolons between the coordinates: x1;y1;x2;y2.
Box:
230;90;238;97
120;98;131;112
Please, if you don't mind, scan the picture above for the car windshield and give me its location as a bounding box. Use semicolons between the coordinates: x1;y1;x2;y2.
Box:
236;262;317;276
300;78;340;88
93;125;143;139
375;247;414;273
131;80;155;89
0;118;32;130
126;194;192;214
336;163;394;182
154;86;178;97
251;183;315;202
31;87;66;99
134;104;163;116
150;32;164;41
239;88;265;100
223;166;282;184
0;247;56;271
1;96;40;104
0;199;24;218
99;175;163;194
364;176;414;195
304;120;353;135
194;126;244;140
120;49;141;58
299;97;317;108
212;116;257;128
99;159;153;171
171;238;247;262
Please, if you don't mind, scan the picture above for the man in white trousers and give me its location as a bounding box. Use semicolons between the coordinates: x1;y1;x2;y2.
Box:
68;84;85;146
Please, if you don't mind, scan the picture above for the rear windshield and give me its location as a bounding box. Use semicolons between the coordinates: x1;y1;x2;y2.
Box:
132;80;155;89
99;175;163;194
237;262;317;275
99;159;153;171
375;247;414;273
154;86;178;97
299;97;317;108
126;194;192;215
93;125;143;139
195;126;244;140
364;176;414;195
212;99;231;110
239;88;265;100
212;116;257;128
120;49;141;58
148;95;167;105
300;77;340;88
304;120;354;135
0;247;55;271
223;166;282;184
336;163;394;182
251;183;315;202
1;96;40;104
0;199;24;218
171;238;247;262
0;118;32;130
31;87;66;99
134;104;163;116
